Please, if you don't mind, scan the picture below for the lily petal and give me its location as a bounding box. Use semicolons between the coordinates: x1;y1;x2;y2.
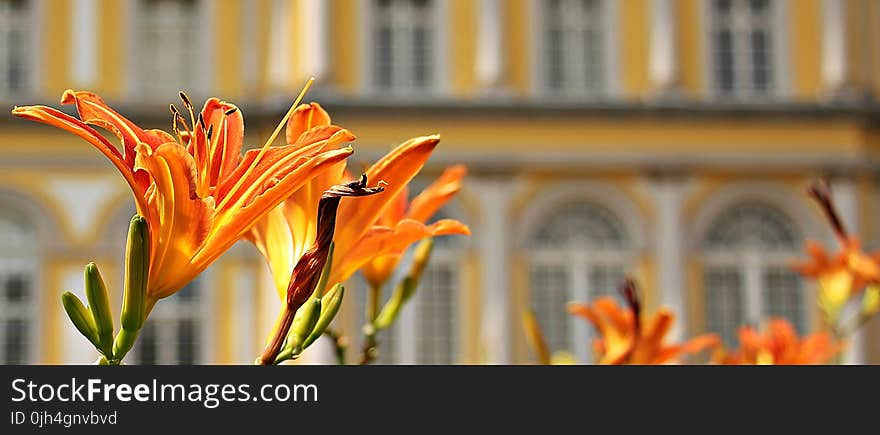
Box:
11;105;151;215
334;135;440;259
406;165;467;222
61;90;170;164
285;102;332;145
134;142;214;298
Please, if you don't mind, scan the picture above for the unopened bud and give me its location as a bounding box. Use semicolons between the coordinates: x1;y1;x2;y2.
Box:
302;284;344;349
84;263;114;357
61;291;100;351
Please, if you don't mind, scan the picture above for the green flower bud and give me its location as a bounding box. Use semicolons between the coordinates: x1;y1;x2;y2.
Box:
302;284;344;349
288;298;322;354
374;277;418;330
121;215;149;332
84;262;114;357
61;291;100;350
112;328;138;361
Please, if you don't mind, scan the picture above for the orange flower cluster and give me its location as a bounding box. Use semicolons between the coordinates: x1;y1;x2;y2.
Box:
567;280;719;365
14;89;469;329
792;180;880;327
712;318;841;365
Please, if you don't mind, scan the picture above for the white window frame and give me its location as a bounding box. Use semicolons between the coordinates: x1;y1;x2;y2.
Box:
0;0;42;99
530;0;619;100
702;0;790;100
358;0;448;99
125;0;213;101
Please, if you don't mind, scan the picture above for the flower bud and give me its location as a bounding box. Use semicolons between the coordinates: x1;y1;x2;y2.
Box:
112;328;138;361
284;298;322;358
84;262;114;357
61;291;100;351
302;284;344;349
121;215;149;332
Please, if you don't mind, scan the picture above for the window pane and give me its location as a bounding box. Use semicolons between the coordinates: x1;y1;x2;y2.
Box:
751;30;771;91
0;0;31;95
546;28;565;90
373;0;434;92
176;319;197;365
412;25;431;88
530;264;570;353
3;318;27;364
137;322;158;365
705;267;744;346
715;30;735;93
5;273;27;302
763;268;805;333
375;25;393;88
588;265;625;301
416;263;458;364
135;0;197;97
544;0;605;94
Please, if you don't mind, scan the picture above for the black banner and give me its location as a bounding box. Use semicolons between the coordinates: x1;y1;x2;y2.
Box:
1;365;874;433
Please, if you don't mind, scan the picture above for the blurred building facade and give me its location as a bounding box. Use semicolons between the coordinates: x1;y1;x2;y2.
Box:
2;0;880;364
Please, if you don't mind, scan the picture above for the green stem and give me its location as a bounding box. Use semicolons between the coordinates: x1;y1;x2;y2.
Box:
323;329;348;365
360;284;382;365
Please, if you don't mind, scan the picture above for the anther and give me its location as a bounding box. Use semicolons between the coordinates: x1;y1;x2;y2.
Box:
179;91;193;109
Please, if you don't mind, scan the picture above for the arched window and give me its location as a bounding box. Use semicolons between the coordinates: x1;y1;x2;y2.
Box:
371;0;438;94
0;207;39;364
541;0;610;96
709;0;778;97
702;202;805;345
528;200;632;362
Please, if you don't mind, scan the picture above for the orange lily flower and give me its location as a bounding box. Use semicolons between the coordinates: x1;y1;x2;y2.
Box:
792;179;880;322
248;103;469;299
13;90;354;304
345;164;470;288
792;237;880;320
567;280;719;365
712;318;841;365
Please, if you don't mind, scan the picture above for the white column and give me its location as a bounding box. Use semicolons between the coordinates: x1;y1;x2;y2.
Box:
821;0;848;94
832;177;865;364
475;178;513;364
71;0;97;87
267;0;291;89
649;0;677;94
649;176;687;341
241;0;258;90
475;0;503;91
298;0;328;82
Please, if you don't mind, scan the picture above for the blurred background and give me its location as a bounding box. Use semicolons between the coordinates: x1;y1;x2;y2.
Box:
1;0;879;364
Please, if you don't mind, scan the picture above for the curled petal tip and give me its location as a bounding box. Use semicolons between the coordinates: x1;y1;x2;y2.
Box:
61;89;77;104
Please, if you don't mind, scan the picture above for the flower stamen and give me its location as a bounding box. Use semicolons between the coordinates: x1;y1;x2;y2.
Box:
215;77;315;211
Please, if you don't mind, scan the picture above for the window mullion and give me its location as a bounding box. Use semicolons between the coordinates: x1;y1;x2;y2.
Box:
744;252;763;324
